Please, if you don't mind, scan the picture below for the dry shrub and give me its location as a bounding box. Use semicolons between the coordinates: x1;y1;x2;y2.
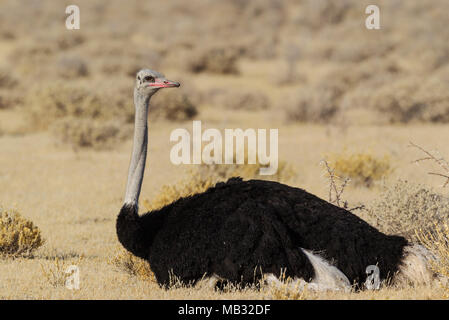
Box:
295;0;352;30
272;44;304;86
109;247;156;283
204;88;269;110
328;33;394;63
56;56;89;79
152;90;198;121
327;150;391;187
52;118;132;150
285;83;342;123
184;46;239;74
349;77;449;123
0;67;18;89
418;224;449;297
223;90;269;110
367;180;449;242
25;80;136;129
8;41;56;77
0;206;44;257
25;83;105;130
55;33;85;51
320;159;351;208
26;80;197;145
89;42;162;78
0;90;22;110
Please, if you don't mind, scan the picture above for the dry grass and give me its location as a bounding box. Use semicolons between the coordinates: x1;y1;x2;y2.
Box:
109;247;156;283
418;224;449;298
1;0;449;300
0;123;448;299
40;256;84;288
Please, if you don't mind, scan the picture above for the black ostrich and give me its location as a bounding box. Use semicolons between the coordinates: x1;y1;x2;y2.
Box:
117;69;432;290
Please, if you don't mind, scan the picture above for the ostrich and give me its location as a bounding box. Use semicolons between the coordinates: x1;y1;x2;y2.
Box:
117;69;433;291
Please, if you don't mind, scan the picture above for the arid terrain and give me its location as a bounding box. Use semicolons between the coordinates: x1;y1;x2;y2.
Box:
1;0;449;299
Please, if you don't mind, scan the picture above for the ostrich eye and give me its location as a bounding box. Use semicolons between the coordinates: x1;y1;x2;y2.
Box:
143;76;155;83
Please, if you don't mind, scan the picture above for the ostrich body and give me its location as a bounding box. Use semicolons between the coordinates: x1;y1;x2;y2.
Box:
117;69;431;290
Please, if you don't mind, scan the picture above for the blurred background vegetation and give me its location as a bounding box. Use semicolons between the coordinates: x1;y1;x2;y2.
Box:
0;0;448;148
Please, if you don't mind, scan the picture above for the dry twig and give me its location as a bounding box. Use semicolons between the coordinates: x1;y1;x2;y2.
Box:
409;142;449;188
320;159;351;208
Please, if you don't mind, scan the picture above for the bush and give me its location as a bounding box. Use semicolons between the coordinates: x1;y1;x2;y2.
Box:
204;88;269;110
345;77;449;124
56;56;89;79
25;81;137;130
418;223;449;297
0;90;22;109
52;118;132;150
294;0;352;30
327;150;391;187
25;83;105;130
285;83;343;123
152;90;198;121
0;207;44;257
184;46;239;74
367;180;449;242
0;67;18;89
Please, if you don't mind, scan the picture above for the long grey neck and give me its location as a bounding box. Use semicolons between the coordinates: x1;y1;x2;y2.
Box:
124;89;151;209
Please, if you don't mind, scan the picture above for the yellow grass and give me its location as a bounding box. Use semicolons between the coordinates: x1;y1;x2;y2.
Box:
1;0;449;300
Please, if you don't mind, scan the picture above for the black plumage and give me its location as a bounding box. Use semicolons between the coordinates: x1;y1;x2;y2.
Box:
117;177;408;288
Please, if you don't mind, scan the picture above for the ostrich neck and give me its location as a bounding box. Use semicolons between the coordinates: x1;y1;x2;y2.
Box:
124;89;150;209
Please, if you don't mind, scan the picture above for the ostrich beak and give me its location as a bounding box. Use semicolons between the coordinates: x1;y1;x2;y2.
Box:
148;79;180;88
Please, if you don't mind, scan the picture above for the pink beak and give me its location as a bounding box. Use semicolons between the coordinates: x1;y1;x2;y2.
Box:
147;79;180;88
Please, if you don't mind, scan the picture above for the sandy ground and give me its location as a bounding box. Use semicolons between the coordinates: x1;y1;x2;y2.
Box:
1;108;448;298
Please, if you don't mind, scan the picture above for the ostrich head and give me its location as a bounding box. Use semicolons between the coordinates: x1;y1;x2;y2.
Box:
135;69;180;98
